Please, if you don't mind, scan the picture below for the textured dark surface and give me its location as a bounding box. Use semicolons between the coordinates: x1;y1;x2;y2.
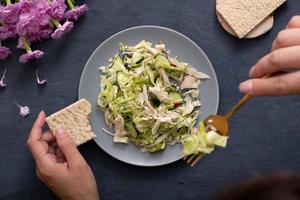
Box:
0;0;300;199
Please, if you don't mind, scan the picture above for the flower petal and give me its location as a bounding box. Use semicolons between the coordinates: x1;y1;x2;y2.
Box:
51;21;74;39
19;50;44;63
65;4;88;21
0;46;12;60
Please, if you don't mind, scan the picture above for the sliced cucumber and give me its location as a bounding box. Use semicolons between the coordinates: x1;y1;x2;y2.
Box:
117;71;130;90
155;54;187;72
148;143;166;152
107;56;127;75
125;122;138;138
155;54;171;68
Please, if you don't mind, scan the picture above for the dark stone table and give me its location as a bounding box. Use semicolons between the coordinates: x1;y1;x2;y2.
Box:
1;0;300;199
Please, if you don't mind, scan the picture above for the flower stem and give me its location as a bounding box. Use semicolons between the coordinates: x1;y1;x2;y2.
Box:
15;101;21;108
35;68;40;82
5;0;11;5
1;68;7;82
22;37;32;53
50;19;61;28
66;0;75;10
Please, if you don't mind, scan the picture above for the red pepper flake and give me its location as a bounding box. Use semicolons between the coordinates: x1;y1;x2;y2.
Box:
173;102;181;108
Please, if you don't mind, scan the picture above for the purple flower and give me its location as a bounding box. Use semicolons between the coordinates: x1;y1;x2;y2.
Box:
0;68;7;88
0;46;12;60
27;25;53;42
0;3;21;24
36;68;47;85
19;50;44;63
15;102;30;118
16;10;42;36
20;106;30;117
50;0;67;20
34;0;52;26
51;21;73;39
16;0;51;40
0;24;17;40
19;37;44;63
65;4;88;21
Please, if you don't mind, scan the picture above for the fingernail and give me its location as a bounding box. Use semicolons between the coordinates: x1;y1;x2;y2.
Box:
38;110;44;116
249;66;255;77
239;81;253;94
56;128;66;138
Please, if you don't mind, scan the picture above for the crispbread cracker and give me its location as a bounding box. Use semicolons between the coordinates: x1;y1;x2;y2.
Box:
46;99;96;146
217;0;286;38
216;0;274;38
216;12;274;38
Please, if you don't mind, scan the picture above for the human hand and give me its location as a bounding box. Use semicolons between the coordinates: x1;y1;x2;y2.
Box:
27;111;99;200
239;16;300;96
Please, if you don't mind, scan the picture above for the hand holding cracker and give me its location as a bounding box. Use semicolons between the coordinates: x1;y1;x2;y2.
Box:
240;16;300;96
27;111;99;200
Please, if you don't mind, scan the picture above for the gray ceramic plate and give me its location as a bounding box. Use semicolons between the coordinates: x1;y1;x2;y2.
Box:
78;26;219;167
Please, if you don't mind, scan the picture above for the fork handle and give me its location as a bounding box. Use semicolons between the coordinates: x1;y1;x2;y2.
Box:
224;94;251;119
224;73;272;120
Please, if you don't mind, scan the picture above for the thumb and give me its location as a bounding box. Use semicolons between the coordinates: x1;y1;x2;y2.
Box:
55;128;86;168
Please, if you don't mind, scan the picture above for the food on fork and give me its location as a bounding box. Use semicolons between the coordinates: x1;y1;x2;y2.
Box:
182;121;228;156
46;99;96;146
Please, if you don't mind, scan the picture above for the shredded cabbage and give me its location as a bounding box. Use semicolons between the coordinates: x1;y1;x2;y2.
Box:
182;122;228;156
98;40;226;154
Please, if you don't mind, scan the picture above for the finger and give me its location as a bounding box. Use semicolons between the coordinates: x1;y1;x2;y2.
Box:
55;128;86;169
28;111;46;142
56;148;66;163
27;111;48;161
36;166;43;180
48;146;56;154
49;141;58;148
272;29;300;51
249;46;300;78
55;148;65;159
240;71;300;96
286;16;300;29
41;131;55;143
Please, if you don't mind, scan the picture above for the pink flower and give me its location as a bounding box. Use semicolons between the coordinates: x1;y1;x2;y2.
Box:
27;25;53;42
16;0;51;40
0;24;17;40
19;37;44;63
51;21;73;39
65;4;88;21
34;0;52;26
0;46;12;60
0;68;7;88
0;3;21;24
15;102;30;118
36;68;47;85
50;0;67;20
19;50;44;63
16;10;43;36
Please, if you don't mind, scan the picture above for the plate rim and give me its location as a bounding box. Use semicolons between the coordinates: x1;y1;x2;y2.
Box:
78;25;219;167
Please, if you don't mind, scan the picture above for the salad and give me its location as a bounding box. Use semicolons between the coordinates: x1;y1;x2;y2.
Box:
98;40;228;155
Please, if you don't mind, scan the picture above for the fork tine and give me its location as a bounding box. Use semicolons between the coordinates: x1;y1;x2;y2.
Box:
186;154;197;163
182;156;187;160
191;154;204;167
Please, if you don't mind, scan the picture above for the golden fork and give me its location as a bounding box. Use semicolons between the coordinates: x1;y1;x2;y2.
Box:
184;74;271;167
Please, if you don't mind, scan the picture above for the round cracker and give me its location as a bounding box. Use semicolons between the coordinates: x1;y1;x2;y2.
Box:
216;0;274;38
